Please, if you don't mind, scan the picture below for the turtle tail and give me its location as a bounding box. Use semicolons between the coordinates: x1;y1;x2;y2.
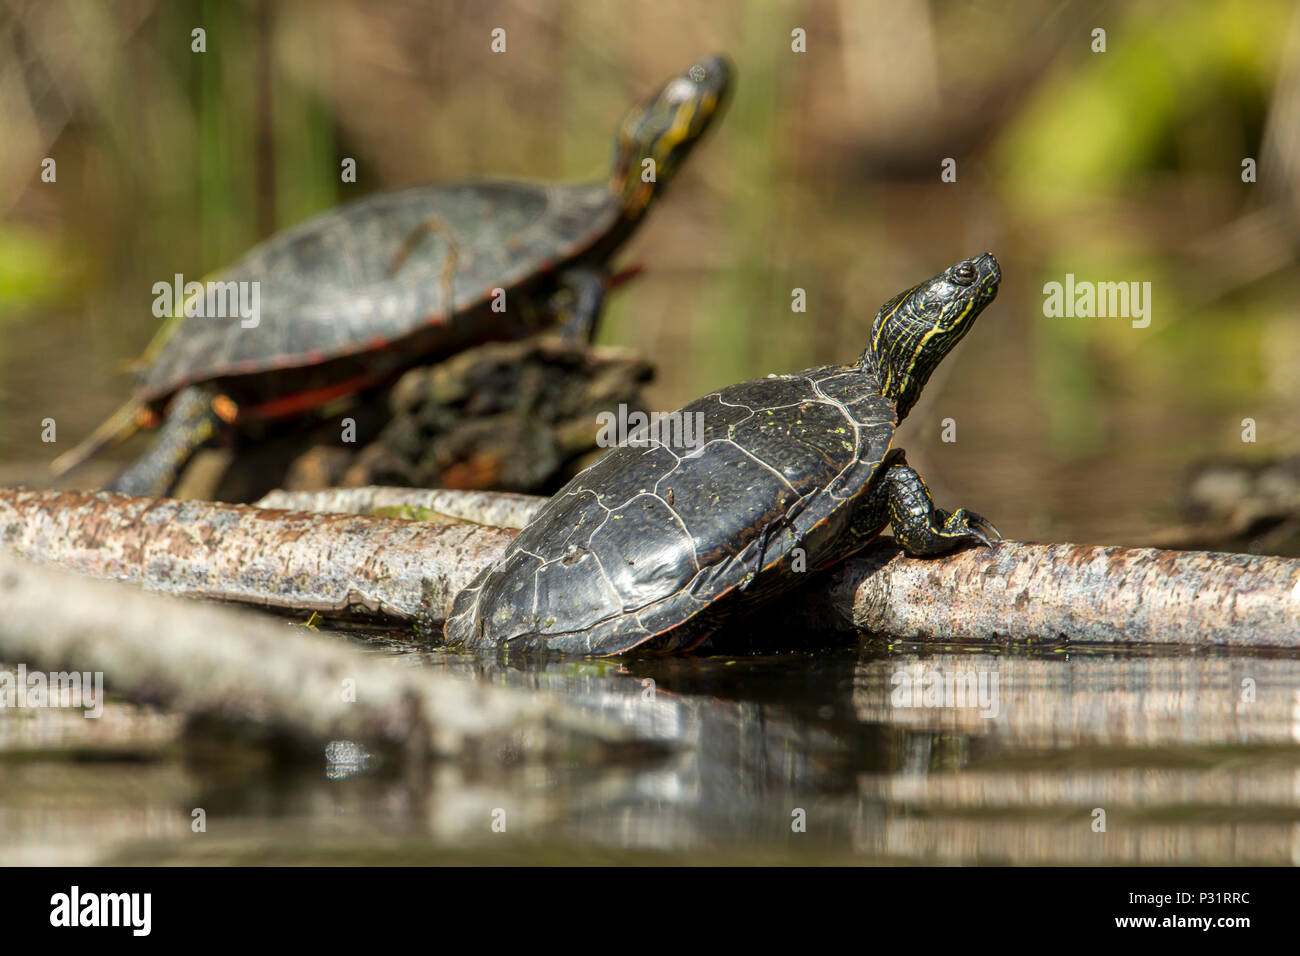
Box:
49;399;147;477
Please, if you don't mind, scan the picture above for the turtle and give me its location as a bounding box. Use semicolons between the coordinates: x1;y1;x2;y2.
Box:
53;55;733;497
445;253;1003;656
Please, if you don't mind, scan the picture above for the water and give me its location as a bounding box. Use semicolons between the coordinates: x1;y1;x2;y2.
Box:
4;642;1298;865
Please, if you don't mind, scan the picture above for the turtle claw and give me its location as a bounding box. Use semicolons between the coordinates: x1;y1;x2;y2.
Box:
945;508;1001;548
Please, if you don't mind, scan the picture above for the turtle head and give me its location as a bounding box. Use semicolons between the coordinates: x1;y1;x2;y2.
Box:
610;55;732;217
862;253;1001;420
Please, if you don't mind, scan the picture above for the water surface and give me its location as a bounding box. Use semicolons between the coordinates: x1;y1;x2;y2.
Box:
3;641;1297;865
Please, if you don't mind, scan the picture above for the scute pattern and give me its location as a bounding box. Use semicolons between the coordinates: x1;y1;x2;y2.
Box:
445;363;899;655
140;181;620;397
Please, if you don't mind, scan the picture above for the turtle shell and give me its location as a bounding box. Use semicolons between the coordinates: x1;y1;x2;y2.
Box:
445;363;899;655
139;181;621;408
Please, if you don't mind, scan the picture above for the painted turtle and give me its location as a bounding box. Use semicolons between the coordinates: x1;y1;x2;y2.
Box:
445;254;1003;655
54;56;732;497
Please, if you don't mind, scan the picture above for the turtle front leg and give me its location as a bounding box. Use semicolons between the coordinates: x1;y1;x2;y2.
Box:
867;460;1000;556
107;386;228;497
552;266;607;343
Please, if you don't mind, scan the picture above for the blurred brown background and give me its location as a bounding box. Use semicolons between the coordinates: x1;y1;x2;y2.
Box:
2;0;1298;545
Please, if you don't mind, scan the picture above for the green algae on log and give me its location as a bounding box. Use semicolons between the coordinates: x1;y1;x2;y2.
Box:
255;486;543;529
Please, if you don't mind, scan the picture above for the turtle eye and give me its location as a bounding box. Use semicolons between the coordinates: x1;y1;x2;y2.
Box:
951;261;977;286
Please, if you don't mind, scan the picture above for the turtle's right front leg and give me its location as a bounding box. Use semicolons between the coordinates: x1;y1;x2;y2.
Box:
107;386;227;497
864;460;1000;556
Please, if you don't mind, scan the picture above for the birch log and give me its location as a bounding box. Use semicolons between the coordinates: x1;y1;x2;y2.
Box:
1;488;1298;648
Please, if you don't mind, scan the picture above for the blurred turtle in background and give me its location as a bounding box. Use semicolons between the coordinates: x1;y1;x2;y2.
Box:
54;56;733;498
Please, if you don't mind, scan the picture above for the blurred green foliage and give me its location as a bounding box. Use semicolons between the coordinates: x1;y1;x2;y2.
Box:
997;0;1286;206
0;225;85;310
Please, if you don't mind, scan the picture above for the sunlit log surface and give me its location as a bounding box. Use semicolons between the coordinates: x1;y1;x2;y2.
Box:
0;488;509;624
1;488;1298;648
770;538;1300;649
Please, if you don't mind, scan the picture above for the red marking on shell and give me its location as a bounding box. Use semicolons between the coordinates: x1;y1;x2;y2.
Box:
608;264;645;290
242;374;376;420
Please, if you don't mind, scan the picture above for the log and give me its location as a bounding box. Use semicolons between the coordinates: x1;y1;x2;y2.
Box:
252;488;1300;646
0;488;509;624
769;539;1300;649
1;488;1297;648
0;550;633;759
